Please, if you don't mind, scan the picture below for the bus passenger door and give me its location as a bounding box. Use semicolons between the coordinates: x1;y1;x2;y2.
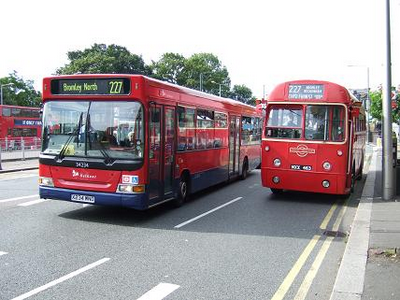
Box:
149;105;162;202
163;106;175;197
229;116;240;178
148;104;175;204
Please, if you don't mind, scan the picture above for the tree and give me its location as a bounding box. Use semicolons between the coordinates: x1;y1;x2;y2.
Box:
56;43;152;75
230;84;254;104
151;53;186;84
369;87;400;123
0;71;41;107
179;53;231;96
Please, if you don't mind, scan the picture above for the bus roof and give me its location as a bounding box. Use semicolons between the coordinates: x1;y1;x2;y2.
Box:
42;74;258;116
267;80;361;105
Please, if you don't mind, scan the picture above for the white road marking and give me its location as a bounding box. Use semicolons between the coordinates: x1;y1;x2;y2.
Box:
11;258;110;300
18;199;48;207
137;283;180;300
174;197;243;229
0;251;8;256
0;195;39;204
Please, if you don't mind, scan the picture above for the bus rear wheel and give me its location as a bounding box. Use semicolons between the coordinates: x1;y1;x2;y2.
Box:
240;160;248;180
172;176;189;208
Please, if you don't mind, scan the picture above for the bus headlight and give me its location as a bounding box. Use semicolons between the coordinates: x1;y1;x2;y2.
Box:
39;176;54;187
272;176;280;184
322;180;330;188
117;184;145;193
265;146;270;152
337;150;343;156
322;161;332;171
273;158;281;167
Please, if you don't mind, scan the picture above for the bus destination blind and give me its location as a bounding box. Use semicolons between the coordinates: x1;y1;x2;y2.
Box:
288;84;324;100
51;78;131;95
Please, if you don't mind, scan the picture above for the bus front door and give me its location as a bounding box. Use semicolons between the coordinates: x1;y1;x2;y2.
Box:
229;116;240;178
149;104;175;205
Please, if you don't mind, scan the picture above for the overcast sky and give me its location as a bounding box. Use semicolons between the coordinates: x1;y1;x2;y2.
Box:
0;0;399;98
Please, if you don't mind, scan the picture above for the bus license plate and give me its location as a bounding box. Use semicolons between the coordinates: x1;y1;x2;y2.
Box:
291;164;312;171
71;194;95;203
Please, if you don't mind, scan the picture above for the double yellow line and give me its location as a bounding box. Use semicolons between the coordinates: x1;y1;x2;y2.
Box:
271;199;349;300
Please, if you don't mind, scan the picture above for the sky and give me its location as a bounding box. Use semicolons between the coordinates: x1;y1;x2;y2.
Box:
0;0;399;99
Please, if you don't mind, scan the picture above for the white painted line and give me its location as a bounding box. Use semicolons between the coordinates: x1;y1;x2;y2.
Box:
0;251;8;256
137;283;180;300
18;199;48;207
0;195;39;204
11;258;110;300
174;197;243;229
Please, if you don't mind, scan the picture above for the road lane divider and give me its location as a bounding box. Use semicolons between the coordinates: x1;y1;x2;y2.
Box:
320;203;338;230
271;235;321;300
0;251;8;256
136;283;180;300
0;195;39;204
18;199;48;207
294;199;349;300
11;257;110;300
174;197;243;229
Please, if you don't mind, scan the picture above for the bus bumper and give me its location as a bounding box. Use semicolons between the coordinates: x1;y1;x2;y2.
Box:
261;168;348;195
39;186;149;210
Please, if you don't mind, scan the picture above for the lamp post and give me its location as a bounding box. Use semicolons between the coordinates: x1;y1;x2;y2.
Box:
211;81;229;97
1;83;14;106
347;65;371;143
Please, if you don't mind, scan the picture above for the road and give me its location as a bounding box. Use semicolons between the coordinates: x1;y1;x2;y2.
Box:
0;169;364;300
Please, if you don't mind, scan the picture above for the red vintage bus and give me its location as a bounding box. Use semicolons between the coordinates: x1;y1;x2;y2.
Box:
39;74;262;209
261;80;366;195
0;104;42;150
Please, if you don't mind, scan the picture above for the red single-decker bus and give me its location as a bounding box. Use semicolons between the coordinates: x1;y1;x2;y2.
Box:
261;80;366;195
39;75;262;210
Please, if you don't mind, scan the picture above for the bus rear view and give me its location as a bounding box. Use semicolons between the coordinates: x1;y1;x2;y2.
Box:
261;80;366;195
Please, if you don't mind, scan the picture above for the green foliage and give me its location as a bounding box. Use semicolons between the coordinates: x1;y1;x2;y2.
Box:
151;53;186;84
180;53;231;97
369;87;400;123
0;71;41;107
56;43;152;75
56;44;256;100
231;84;254;104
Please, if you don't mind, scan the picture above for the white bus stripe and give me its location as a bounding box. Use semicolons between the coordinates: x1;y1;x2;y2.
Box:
18;199;47;207
174;197;243;229
11;258;110;300
0;195;39;204
137;283;180;300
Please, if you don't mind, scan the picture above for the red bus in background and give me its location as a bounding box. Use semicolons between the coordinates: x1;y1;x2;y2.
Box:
0;104;42;150
39;74;262;210
261;80;366;195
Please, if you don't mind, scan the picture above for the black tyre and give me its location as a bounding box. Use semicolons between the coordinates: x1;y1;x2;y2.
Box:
240;160;248;180
172;176;189;208
270;188;283;194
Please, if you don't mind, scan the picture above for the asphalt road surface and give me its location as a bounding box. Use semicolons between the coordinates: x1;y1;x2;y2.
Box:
0;169;364;300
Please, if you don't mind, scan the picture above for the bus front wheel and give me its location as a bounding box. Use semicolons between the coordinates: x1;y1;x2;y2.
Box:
270;188;283;194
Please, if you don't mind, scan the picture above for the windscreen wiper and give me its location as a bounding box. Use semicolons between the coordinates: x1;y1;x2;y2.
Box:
56;112;83;162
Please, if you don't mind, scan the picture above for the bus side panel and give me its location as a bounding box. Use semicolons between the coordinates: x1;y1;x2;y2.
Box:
240;144;261;171
176;148;229;193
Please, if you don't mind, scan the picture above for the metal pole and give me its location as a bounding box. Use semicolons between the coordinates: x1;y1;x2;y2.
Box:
0;85;3;106
383;0;395;200
0;142;2;170
366;67;371;143
219;84;222;97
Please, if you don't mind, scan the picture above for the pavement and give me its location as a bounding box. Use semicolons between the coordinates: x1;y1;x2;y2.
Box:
330;143;400;300
1;146;399;299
